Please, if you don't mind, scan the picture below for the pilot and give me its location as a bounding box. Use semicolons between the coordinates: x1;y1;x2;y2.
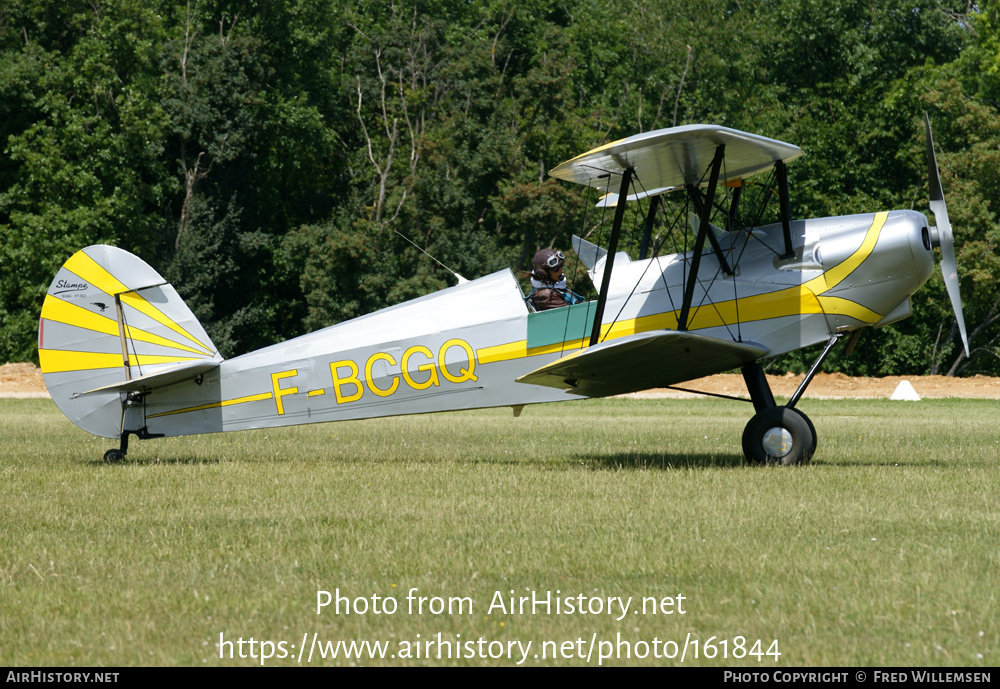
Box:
527;249;585;311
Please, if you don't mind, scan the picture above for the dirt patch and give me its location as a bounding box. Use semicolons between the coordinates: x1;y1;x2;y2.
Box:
3;363;999;400
0;362;50;398
622;371;1000;400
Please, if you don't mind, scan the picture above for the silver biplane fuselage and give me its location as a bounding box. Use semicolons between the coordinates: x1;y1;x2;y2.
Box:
38;124;958;464
40;213;933;435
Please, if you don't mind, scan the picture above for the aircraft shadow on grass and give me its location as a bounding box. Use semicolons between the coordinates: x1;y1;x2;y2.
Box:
580;452;745;470
83;452;227;466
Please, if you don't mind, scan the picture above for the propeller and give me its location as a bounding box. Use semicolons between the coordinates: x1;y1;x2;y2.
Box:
924;113;970;357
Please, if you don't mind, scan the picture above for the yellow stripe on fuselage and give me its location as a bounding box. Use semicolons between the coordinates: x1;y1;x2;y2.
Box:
476;340;526;364
807;212;887;291
63;251;214;355
476;212;889;364
145;392;274;419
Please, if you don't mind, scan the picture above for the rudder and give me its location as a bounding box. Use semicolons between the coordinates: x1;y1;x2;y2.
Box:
38;245;222;439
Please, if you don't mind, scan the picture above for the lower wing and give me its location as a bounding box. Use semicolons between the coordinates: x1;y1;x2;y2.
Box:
515;330;768;397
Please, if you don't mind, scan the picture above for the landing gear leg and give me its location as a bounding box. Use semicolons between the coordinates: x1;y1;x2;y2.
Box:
103;432;130;463
102;426;163;463
741;362;817;465
742;362;776;413
740;334;846;464
103;391;161;463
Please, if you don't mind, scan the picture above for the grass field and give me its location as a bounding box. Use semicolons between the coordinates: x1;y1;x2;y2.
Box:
1;396;996;666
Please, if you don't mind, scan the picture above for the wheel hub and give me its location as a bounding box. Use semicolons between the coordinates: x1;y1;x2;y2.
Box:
762;427;793;458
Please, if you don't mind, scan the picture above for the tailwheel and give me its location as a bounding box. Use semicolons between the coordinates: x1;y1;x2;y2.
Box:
102;431;130;463
742;406;816;466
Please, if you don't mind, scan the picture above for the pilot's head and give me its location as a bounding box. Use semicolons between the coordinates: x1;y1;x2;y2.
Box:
532;249;565;283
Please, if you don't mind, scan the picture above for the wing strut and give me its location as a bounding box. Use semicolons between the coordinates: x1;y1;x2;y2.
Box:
685;185;733;275
678;144;725;331
589;167;634;346
114;294;132;381
726;183;742;231
776;159;794;258
638;194;659;260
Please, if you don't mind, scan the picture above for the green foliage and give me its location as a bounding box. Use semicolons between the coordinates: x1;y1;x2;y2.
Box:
968;0;1000;104
1;0;996;377
0;2;173;361
919;74;1000;374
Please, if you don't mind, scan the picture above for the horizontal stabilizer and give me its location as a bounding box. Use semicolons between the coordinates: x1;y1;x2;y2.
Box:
75;358;222;398
516;331;768;398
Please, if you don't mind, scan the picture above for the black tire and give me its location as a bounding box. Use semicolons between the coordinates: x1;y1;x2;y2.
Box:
786;407;817;458
103;448;125;463
742;406;816;466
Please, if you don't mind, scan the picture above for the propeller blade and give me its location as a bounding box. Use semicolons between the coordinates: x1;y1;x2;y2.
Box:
924;113;970;357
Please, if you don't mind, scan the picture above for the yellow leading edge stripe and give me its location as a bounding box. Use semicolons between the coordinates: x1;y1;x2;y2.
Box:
477;212;888;364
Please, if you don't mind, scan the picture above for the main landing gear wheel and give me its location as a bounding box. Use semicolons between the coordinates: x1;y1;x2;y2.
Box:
786;407;817;458
742;407;816;466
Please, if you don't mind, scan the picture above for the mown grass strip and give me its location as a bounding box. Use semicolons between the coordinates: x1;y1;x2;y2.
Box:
1;398;996;666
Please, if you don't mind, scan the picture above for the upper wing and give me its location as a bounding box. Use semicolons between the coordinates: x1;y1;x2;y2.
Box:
515;330;768;398
552;124;803;205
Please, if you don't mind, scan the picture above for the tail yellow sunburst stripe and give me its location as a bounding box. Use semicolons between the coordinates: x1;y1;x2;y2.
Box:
63;251;214;355
40;295;214;357
39;349;202;374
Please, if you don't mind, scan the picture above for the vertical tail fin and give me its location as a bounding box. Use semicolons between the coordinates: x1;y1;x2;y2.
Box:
38;245;222;438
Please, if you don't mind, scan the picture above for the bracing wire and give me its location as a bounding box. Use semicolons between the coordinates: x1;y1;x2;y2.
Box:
686;155;741;342
575;153;790;344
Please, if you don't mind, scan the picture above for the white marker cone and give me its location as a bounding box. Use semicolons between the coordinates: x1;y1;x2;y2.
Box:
889;380;921;401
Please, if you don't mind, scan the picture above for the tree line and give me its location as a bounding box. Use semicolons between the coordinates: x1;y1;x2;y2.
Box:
1;0;997;376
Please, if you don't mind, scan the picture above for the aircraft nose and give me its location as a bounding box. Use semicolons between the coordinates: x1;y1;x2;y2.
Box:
901;210;935;287
815;210;936;331
871;210;935;299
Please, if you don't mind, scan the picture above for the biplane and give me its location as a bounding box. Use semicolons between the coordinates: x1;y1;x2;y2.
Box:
38;117;967;464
